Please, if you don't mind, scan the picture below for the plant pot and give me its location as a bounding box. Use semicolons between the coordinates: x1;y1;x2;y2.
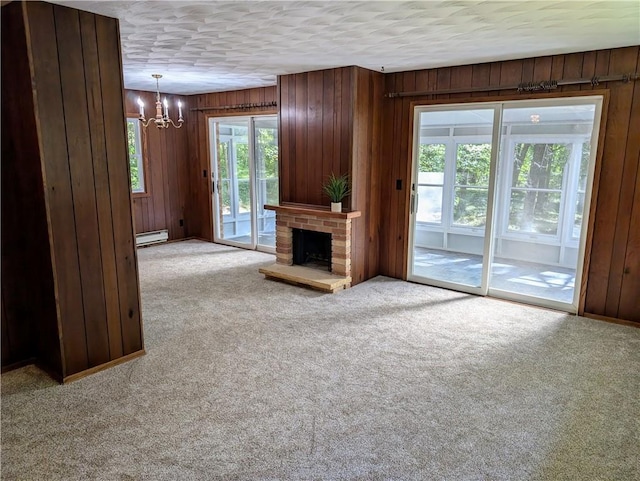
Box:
330;202;342;213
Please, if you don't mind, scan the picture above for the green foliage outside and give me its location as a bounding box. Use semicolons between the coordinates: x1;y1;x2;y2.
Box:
509;143;571;235
454;144;492;227
218;126;278;215
419;144;445;173
127;121;142;192
418;141;578;234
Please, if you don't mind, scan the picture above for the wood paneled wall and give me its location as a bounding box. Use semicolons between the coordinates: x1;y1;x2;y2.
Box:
379;46;640;323
278;66;384;284
279;68;354;206
186;87;277;240
351;68;384;282
124;90;190;240
1;3;59;371
1;1;144;380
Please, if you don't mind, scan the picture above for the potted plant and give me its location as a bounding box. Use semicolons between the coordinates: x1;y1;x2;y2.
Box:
322;172;350;212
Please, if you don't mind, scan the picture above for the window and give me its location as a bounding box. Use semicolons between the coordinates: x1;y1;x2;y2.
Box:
453;143;491;228
417;143;445;223
506;142;571;236
127;118;145;193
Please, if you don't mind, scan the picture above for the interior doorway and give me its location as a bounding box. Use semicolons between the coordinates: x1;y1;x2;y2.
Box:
408;97;603;312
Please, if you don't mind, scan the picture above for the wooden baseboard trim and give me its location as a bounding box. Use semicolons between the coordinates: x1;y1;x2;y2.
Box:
583;312;639;328
1;357;36;374
63;349;146;383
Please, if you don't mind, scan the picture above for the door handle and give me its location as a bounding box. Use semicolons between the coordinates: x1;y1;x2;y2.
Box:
410;194;416;214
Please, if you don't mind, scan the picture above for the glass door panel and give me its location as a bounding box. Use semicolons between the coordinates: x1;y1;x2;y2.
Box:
489;101;600;309
211;118;254;248
254;116;278;250
210;115;279;252
409;107;497;292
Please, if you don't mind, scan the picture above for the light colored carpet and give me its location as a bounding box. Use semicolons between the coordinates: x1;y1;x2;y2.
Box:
2;239;639;480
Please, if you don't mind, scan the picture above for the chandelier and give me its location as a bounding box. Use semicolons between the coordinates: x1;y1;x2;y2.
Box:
137;74;184;129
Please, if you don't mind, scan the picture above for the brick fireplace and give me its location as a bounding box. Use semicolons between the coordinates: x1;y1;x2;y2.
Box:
259;204;361;292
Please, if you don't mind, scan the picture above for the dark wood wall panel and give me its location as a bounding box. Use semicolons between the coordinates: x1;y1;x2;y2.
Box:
125;90;190;240
186;86;277;240
379;46;640;323
95;14;143;357
80;10;123;361
279;67;354;206
1;1;144;380
56;5;110;367
27;1;89;376
351;68;384;283
1;2;59;372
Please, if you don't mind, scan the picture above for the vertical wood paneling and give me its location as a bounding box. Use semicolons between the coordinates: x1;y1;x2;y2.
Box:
602;47;640;317
561;52;585;92
95;13;143;357
55;5;110;366
450;65;472;99
585;47;638;317
307;70;323;205
379;73;397;276
618;148;640;319
295;73;309;202
332;70;343;176
533;56;553;82
380;47;640;323
80;11;123;360
351;68;384;282
278;67;358;206
28;1;88;376
499;59;524;94
1;1;59;372
322;69;335;192
3;1;143;379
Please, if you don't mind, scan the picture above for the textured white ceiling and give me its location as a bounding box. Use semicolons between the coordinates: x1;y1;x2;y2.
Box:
53;1;640;95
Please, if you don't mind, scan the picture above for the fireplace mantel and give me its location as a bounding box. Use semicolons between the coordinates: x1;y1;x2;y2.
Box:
264;203;361;220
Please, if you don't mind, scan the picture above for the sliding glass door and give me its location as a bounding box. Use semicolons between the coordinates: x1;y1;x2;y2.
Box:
209;115;278;252
410;106;499;294
408;97;602;311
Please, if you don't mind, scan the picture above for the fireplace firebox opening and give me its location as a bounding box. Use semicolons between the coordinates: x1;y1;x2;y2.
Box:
292;229;332;271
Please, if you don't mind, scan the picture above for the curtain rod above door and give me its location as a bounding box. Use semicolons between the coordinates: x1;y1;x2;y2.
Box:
189;101;277;112
386;72;639;98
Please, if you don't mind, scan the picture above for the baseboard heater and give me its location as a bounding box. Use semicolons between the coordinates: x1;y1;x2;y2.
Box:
136;229;169;247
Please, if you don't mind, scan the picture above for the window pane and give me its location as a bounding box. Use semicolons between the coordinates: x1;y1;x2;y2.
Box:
508;190;561;235
455;143;491;186
238;178;250;213
417;186;443;223
419;143;446;174
453;187;488;227
220;180;231;215
573;192;585;238
578;143;590;190
255;124;279;206
511;143;571;189
127;120;144;193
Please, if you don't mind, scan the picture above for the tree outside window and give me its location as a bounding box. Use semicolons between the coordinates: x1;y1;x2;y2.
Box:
127;119;145;193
